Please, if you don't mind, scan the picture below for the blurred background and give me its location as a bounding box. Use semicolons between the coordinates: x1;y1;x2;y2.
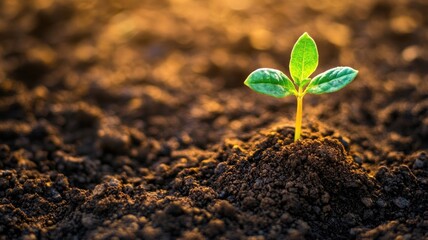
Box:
0;0;427;151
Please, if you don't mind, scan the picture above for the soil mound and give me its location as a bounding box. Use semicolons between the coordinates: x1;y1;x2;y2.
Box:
211;131;377;238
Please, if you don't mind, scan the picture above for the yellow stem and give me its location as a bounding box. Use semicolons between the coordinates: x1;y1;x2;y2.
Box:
294;88;304;141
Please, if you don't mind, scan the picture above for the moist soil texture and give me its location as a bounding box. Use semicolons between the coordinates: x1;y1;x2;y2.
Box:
1;0;428;239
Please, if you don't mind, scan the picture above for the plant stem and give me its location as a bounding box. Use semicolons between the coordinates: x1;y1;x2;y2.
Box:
294;87;304;141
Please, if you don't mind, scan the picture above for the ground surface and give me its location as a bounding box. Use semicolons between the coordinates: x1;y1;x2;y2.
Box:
0;0;428;239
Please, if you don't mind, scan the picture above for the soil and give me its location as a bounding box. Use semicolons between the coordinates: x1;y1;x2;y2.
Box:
1;0;428;239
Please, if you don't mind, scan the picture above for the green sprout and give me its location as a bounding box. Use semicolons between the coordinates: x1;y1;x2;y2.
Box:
244;32;358;141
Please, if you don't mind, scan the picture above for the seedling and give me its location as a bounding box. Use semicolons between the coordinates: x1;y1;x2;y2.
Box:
244;32;358;141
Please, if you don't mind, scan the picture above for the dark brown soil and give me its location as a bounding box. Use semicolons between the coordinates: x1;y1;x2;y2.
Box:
1;0;428;239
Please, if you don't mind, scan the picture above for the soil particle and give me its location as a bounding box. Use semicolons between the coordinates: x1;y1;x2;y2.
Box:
0;144;10;160
393;197;410;209
97;122;131;155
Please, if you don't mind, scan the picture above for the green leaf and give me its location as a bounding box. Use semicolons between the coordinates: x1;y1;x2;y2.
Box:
300;78;311;87
289;32;318;86
244;68;296;98
305;67;358;94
